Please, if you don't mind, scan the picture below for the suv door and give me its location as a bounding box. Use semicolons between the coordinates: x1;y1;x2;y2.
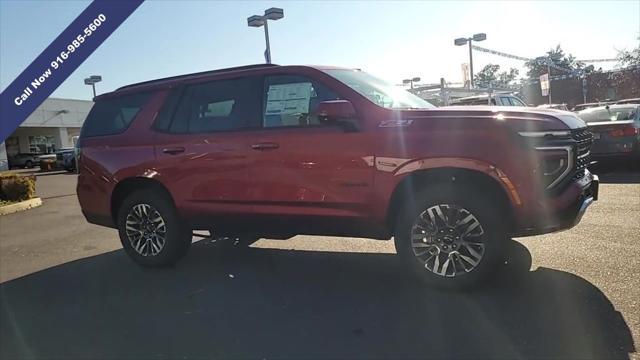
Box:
246;74;374;218
153;76;262;220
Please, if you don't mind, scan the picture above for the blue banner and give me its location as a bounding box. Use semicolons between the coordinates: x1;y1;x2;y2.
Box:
0;0;144;143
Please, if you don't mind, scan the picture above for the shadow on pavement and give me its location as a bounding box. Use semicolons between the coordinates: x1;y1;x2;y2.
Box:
0;240;634;359
589;162;640;184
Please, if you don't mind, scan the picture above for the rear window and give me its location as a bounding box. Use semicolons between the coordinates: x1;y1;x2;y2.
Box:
577;107;638;123
81;92;151;138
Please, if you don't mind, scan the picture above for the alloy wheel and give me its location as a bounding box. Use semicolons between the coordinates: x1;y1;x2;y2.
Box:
125;203;167;257
410;204;485;277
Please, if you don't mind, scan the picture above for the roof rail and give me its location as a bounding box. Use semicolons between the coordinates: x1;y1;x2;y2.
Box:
116;63;280;91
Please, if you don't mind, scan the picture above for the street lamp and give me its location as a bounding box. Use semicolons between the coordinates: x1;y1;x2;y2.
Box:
84;75;102;98
454;33;486;88
402;77;421;90
247;7;284;64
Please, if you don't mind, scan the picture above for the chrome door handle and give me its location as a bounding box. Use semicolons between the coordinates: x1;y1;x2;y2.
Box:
162;147;185;155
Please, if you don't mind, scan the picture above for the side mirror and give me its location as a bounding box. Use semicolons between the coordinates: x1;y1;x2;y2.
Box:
316;100;359;132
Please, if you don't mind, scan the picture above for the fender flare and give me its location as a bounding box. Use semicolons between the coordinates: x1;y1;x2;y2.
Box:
393;157;522;206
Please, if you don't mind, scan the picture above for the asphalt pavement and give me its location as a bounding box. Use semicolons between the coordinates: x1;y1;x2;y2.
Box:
0;167;638;359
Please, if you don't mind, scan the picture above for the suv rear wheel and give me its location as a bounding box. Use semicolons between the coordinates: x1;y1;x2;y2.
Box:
117;189;191;267
394;184;507;290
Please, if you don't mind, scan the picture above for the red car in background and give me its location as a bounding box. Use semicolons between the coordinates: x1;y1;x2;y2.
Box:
77;64;598;289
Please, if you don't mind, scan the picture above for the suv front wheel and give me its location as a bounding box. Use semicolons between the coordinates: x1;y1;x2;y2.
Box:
117;189;191;267
394;184;507;290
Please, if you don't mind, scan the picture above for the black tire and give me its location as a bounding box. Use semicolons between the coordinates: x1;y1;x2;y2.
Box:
25;160;33;168
117;189;191;267
394;183;507;291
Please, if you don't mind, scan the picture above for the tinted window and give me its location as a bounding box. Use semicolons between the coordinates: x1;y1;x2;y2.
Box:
499;97;513;106
263;75;340;128
510;97;526;106
170;77;261;133
153;88;184;131
578;106;638;123
81;92;151;137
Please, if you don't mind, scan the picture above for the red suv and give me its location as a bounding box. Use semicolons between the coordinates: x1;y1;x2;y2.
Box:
77;64;599;289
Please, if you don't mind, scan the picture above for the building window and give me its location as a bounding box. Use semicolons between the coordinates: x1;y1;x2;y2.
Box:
29;136;56;154
5;137;20;157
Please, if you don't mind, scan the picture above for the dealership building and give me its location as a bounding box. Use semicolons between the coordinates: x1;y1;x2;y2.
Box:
0;98;93;170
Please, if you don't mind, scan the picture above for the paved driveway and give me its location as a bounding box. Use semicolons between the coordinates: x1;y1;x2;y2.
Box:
0;169;638;359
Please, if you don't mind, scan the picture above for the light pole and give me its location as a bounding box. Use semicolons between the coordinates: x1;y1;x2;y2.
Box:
402;77;421;90
454;33;486;89
84;75;102;98
247;7;284;64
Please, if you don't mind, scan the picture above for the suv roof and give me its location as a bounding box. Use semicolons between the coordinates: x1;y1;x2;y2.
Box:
115;63;280;93
106;64;354;99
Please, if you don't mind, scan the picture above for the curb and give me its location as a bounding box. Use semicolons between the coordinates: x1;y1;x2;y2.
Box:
0;197;43;216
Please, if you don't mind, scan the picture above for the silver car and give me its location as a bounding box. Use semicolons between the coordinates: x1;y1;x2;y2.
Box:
7;153;38;168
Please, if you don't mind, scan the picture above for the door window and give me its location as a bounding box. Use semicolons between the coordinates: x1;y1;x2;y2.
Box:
263;75;340;128
497;97;510;106
510;97;527;106
169;77;261;133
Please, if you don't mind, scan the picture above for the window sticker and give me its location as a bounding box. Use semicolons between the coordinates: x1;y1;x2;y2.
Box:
266;82;312;115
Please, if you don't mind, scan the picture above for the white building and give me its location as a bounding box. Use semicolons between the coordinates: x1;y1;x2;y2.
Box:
0;98;93;170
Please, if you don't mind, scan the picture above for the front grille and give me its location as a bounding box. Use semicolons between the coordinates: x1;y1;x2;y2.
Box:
571;128;593;181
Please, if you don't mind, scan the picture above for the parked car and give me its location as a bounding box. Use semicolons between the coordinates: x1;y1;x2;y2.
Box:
449;93;527;106
77;64;598;290
7;153;38;168
615;98;640;105
35;153;56;162
56;148;76;170
576;104;640;161
572;101;613;112
63;151;77;172
537;103;569;111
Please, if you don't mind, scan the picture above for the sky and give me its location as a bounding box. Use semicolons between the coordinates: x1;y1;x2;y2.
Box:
1;0;639;101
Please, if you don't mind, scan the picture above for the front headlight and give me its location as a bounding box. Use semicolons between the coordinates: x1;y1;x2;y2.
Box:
534;146;573;189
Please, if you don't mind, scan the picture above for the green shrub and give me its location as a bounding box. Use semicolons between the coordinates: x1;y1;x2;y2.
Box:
0;173;36;202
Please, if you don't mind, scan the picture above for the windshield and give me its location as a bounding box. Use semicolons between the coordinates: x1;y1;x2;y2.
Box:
323;69;435;109
577;106;638;123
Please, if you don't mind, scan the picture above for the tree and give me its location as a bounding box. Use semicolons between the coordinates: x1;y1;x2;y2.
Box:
474;64;519;88
524;45;587;79
611;46;640;98
617;46;640;67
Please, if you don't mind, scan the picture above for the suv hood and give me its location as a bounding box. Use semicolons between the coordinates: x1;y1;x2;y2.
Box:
400;106;587;132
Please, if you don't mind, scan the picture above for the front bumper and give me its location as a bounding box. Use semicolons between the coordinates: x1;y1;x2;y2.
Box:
571;174;598;226
512;172;599;237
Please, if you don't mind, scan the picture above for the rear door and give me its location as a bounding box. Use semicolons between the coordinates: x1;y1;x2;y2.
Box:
245;73;374;218
153;76;262;218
